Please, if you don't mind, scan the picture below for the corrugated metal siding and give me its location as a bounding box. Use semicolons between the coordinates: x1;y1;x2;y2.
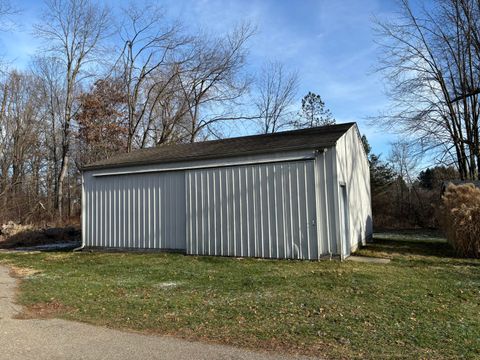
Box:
84;171;186;249
314;150;338;255
82;151;345;259
335;126;372;256
185;161;318;259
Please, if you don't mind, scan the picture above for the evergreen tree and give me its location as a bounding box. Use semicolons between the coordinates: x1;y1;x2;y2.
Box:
361;135;395;192
294;91;335;128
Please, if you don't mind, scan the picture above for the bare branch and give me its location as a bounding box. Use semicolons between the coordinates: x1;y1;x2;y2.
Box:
254;61;298;133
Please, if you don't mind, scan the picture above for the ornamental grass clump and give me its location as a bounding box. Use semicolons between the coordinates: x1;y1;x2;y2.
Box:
439;184;480;258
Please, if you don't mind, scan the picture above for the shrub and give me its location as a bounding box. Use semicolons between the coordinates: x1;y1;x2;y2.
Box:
438;184;480;258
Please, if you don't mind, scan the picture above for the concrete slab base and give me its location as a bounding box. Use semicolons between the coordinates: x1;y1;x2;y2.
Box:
347;256;391;264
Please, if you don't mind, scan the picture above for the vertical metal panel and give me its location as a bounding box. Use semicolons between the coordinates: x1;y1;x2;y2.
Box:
82;154;337;259
335;126;372;256
81;173;86;248
186;160;318;259
315;150;338;256
84;171;186;249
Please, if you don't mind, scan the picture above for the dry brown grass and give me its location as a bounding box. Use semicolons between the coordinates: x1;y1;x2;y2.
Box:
439;183;480;258
1;222;34;237
9;266;42;278
15;300;77;320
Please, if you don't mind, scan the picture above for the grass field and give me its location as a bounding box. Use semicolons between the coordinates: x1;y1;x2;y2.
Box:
0;231;479;359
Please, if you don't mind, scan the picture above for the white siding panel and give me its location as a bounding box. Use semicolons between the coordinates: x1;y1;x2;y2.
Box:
186;161;318;259
84;171;186;250
335;126;373;257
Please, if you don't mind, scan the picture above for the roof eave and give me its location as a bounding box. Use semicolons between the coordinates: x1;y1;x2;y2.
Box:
81;143;337;172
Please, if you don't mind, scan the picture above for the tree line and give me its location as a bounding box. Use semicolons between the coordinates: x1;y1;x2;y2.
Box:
0;0;334;224
367;0;480;229
376;0;480;181
362;135;461;229
4;0;475;229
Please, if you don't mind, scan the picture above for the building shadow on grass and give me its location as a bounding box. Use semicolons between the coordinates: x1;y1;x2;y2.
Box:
365;237;454;258
359;230;480;266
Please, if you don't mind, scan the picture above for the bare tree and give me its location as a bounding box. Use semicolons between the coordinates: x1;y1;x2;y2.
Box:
114;3;191;151
0;0;12;15
388;140;428;226
149;72;191;145
34;0;110;217
0;1;262;224
115;12;255;146
0;0;18;30
255;61;298;133
389;141;420;185
32;56;66;209
375;0;480;180
0;70;45;222
177;23;255;142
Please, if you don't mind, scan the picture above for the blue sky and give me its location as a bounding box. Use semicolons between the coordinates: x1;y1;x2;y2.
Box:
0;0;399;156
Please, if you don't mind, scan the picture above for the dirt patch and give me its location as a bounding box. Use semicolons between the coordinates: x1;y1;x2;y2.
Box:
4;265;77;321
15;300;77;320
9;266;42;278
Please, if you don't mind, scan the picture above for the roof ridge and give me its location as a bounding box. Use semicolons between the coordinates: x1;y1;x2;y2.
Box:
130;122;356;151
176;122;356;146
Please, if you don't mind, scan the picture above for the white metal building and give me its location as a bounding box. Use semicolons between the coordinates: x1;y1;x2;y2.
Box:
81;122;372;260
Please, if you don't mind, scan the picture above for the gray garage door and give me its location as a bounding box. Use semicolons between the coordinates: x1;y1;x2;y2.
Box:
185;160;318;259
84;171;186;249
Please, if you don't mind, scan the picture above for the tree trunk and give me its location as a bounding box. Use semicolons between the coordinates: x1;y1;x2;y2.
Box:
57;74;73;219
57;153;69;219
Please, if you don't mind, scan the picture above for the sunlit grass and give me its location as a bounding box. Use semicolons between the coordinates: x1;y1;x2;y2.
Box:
1;232;479;359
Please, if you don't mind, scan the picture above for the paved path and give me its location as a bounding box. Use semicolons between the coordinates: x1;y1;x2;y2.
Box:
347;256;390;264
0;266;313;360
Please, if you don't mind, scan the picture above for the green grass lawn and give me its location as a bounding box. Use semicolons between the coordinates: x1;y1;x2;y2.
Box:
0;232;479;359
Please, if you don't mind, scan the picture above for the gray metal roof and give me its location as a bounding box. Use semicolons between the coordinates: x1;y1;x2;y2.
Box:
83;122;355;171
